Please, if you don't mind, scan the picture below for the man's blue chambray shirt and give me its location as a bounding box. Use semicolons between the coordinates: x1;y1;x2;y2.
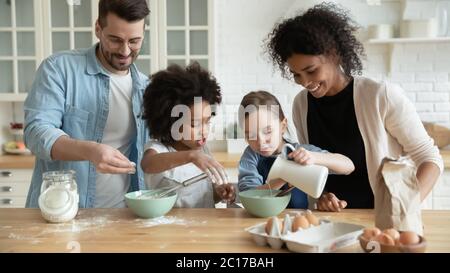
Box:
24;44;150;208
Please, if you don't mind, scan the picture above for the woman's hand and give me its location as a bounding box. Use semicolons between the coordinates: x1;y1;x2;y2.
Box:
215;184;236;203
288;147;316;165
317;192;347;212
189;150;228;184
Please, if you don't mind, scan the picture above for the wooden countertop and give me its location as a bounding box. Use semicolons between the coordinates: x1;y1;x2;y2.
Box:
210;152;241;168
0;152;243;170
1;208;449;253
1;150;449;169
0;155;36;169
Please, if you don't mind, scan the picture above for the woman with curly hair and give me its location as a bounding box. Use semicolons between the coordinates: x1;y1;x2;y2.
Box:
141;62;235;207
265;3;443;211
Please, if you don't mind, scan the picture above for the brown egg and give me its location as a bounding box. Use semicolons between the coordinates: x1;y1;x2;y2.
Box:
399;231;420;245
362;227;381;240
383;228;400;241
305;210;319;226
373;233;395;246
292;215;310;231
265;217;282;235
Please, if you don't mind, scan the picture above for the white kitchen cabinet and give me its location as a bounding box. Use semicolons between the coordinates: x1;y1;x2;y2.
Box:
45;0;97;55
162;0;212;69
0;0;41;101
0;169;32;208
0;0;214;101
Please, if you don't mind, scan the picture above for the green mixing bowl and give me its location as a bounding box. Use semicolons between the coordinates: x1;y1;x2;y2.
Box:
238;189;291;218
125;190;177;218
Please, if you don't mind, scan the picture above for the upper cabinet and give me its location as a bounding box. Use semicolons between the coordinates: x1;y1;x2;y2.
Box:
46;0;97;54
0;0;213;101
0;0;41;101
162;0;212;70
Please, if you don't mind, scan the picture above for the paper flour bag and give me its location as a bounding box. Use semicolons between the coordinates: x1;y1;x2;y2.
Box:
375;157;423;235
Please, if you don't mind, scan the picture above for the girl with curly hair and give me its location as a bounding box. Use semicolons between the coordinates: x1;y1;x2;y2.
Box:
141;62;235;208
265;2;442;211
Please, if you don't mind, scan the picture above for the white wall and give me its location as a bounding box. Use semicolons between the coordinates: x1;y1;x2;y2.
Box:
213;0;300;139
213;0;450;129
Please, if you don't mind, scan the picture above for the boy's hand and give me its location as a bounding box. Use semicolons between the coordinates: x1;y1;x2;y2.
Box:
215;184;236;203
288;147;316;165
317;192;347;212
189;151;228;184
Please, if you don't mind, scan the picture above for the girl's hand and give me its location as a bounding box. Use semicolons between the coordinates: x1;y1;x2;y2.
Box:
189;150;228;184
215;184;236;203
317;192;347;212
288;147;316;165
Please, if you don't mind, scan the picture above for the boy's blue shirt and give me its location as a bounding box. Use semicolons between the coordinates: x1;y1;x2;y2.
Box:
238;141;327;209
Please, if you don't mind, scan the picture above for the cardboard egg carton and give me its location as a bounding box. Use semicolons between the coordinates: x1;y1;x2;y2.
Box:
245;212;365;253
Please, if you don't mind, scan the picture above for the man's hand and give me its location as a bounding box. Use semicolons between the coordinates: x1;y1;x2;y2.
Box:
51;136;135;174
89;143;136;174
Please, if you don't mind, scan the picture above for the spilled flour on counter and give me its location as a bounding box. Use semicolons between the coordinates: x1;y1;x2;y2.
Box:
134;216;205;228
6;215;119;244
5;214;207;245
8;233;42;244
40;216;119;234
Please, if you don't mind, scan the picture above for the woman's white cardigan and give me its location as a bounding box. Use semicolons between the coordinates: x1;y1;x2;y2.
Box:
292;76;443;201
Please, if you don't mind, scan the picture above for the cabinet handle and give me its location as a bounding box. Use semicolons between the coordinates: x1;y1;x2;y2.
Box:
1;171;12;177
2;186;13;192
1;199;13;205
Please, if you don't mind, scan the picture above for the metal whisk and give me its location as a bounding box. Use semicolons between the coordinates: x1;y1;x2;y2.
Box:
139;173;209;199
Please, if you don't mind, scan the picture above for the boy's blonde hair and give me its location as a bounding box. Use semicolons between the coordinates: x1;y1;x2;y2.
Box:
238;90;286;128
